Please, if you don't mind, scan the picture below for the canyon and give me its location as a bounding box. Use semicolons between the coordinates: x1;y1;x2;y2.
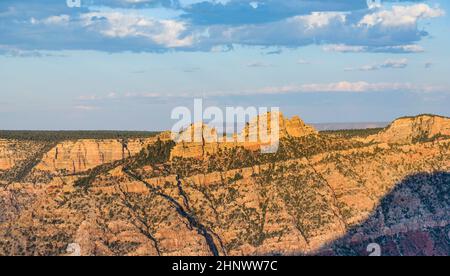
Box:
0;114;449;256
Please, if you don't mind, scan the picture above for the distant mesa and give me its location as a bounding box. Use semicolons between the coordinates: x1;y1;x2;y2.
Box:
173;111;317;142
170;112;318;159
240;112;317;140
169;113;450;159
313;122;389;131
367;114;450;144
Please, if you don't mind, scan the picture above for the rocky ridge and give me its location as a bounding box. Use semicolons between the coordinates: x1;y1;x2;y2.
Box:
35;138;158;174
170;112;318;159
366;114;450;144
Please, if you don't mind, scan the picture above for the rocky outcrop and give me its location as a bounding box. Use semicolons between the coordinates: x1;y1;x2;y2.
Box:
240;112;317;140
172;122;218;144
366;114;450;144
0;140;16;171
0;140;40;171
170;123;227;159
170;112;318;159
35;138;157;174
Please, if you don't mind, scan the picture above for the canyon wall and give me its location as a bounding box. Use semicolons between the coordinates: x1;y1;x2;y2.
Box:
35;138;157;174
367;115;450;144
0;140;46;172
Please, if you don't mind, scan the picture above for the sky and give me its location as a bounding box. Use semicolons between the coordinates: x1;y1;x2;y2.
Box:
0;0;449;130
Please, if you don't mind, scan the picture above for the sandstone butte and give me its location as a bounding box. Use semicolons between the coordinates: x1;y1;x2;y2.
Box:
0;113;449;256
170;112;318;159
365;114;450;144
35;138;159;174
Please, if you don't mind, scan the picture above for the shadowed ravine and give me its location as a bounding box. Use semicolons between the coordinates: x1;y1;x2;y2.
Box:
0;142;58;184
315;172;450;256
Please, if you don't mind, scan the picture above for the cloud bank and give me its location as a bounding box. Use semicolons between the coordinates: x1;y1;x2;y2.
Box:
0;0;445;54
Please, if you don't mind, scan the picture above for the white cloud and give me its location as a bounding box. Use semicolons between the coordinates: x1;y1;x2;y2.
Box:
379;58;408;69
80;12;194;48
79;81;445;101
205;4;443;53
300;12;347;30
323;44;367;53
242;81;443;94
358;4;444;27
124;92;162;98
379;45;424;53
42;15;70;25
246;61;273;68
0;44;63;58
348;58;409;71
323;44;425;54
1;0;447;57
3;2;444;53
249;2;259;9
297;59;310;65
74;105;98;111
79;92;164;101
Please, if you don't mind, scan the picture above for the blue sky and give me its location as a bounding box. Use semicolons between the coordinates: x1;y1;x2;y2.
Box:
0;0;449;130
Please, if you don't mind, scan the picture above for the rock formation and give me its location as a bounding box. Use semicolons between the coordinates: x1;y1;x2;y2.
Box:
169;122;225;159
0;140;17;171
35;138;158;174
170;112;318;159
0;140;41;171
239;111;317;140
366;114;450;144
